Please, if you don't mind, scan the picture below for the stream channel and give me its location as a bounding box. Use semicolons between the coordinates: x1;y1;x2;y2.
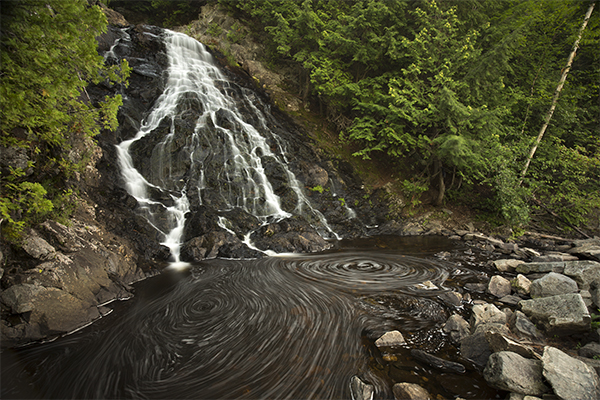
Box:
1;235;503;399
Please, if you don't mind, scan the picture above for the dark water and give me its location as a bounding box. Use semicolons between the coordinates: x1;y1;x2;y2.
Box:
1;236;501;399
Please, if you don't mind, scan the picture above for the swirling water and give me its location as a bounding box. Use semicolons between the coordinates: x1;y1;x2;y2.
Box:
1;236;501;399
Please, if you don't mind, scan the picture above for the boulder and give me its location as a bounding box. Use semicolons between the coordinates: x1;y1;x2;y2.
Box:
529;272;578;298
511;274;531;296
21;231;56;260
484;331;538;359
483;351;549;395
1;283;47;314
349;375;373;400
563;260;600;290
488;275;511;298
519;294;591;335
516;262;565;274
438;291;463;307
499;295;522;306
470;303;507;330
392;383;430;400
375;330;406;348
532;252;578;262
443;314;470;344
27;288;98;335
461;331;492;368
542;346;600;400
579;342;600;359
410;349;466;374
492;259;523;272
509;311;542;339
569;239;600;262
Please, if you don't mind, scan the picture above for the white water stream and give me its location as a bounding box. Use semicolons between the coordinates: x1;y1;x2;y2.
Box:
116;30;335;263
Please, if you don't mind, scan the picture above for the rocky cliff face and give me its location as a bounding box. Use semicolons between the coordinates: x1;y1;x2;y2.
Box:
0;16;392;346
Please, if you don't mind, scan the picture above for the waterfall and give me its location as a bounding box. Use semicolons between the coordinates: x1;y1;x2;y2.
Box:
115;30;336;262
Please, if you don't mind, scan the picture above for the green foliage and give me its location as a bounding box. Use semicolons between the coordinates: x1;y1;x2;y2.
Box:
309;185;325;194
207;22;223;37
221;0;599;230
0;0;130;242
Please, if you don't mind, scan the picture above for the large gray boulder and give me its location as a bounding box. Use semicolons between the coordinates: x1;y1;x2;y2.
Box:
530;272;578;298
349;376;373;400
563;260;600;290
375;330;406;348
519;293;590;335
483;351;549;396
443;314;470;344
392;382;430;400
516;262;565;274
470;303;507;330
509;311;542;339
542;346;600;400
488;275;511;298
568;239;600;262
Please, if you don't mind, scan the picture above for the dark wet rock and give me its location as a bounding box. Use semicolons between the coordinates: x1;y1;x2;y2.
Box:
499;295;522;306
542;346;600;400
410;349;466;374
509;311;542;340
464;282;487;292
250;217;331;253
579;342;600;359
530;272;578;298
483;351;548;396
375;330;406;348
181;231;262;261
488;275;511;298
392;382;431;400
438;291;463;308
519;294;591;335
461;331;492;368
349;375;373;400
367;294;449;324
443;314;470;344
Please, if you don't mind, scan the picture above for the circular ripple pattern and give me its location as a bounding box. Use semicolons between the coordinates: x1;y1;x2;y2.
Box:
278;251;451;294
1;250;460;400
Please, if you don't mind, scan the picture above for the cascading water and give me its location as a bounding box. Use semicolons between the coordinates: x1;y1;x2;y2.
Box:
116;30;336;263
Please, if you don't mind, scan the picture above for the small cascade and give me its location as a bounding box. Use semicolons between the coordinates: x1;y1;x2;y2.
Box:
115;29;338;261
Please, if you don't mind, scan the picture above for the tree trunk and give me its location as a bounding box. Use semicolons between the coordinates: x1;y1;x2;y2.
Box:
434;159;445;206
519;2;595;183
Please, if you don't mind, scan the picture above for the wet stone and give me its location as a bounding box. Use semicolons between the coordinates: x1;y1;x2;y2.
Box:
375;330;406;348
349;375;373;400
392;382;431;400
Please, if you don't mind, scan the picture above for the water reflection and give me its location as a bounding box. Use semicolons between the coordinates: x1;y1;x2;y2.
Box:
1;236;500;399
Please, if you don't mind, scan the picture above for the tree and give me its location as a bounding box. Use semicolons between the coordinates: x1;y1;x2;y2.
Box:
520;1;595;182
0;0;130;241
